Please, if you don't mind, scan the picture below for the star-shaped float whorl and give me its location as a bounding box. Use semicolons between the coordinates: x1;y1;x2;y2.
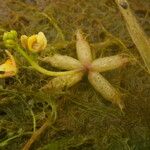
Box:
40;30;130;110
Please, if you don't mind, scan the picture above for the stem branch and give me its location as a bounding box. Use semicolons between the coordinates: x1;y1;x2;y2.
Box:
15;45;79;76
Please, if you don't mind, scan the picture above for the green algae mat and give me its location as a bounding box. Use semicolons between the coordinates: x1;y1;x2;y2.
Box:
0;0;150;150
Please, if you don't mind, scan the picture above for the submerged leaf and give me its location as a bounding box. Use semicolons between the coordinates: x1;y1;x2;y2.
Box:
88;71;124;110
115;0;150;73
41;72;84;91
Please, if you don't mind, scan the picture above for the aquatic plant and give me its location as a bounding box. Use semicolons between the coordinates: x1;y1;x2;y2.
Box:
2;29;130;110
41;29;130;110
115;0;150;74
0;1;149;150
3;30;79;77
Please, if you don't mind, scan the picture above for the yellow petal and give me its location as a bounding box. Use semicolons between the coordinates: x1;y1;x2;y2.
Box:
37;32;47;50
5;50;16;68
0;50;17;78
20;32;47;53
0;63;6;72
20;35;28;49
27;35;37;52
27;32;47;52
32;34;43;51
0;59;15;74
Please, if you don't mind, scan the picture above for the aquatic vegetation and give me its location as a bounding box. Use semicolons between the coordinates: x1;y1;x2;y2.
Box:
2;29;130;110
41;30;130;110
0;0;150;150
3;30;79;77
115;0;150;74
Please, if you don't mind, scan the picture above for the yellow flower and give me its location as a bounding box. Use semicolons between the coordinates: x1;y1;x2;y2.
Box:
0;50;17;78
21;32;47;53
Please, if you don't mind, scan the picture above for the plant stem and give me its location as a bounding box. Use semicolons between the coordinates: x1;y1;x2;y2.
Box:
15;45;79;76
22;119;52;150
22;110;56;150
0;132;32;147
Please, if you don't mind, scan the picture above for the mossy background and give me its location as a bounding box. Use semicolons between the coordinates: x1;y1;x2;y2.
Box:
0;0;150;149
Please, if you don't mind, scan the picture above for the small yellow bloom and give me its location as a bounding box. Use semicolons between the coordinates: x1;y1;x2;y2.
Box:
0;50;17;78
21;32;47;53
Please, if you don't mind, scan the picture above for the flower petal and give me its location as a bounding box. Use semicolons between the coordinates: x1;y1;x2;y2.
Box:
0;50;17;78
20;32;47;53
27;35;37;52
88;71;124;110
37;32;47;50
20;35;28;49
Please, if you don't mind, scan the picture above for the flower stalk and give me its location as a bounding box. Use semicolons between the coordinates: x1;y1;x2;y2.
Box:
15;45;79;76
3;30;79;77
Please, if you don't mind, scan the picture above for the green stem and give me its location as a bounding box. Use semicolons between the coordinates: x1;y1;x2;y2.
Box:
0;132;32;147
15;45;79;76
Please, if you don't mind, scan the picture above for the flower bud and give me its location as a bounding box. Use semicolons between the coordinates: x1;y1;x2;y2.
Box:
3;30;18;48
3;30;17;41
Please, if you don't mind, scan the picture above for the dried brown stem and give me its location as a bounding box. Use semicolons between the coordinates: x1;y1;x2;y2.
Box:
22;118;54;150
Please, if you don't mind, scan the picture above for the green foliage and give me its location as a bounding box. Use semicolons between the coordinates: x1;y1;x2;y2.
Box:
0;0;150;150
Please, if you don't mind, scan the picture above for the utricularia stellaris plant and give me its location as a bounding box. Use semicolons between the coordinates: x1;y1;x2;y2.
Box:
1;30;130;111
